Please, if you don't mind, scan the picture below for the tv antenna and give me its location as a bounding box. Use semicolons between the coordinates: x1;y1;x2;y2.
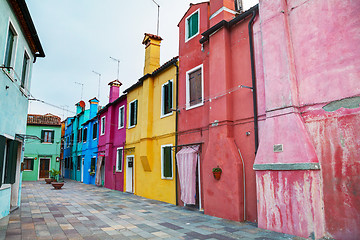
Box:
92;70;101;100
74;82;84;100
110;56;120;80
151;0;160;35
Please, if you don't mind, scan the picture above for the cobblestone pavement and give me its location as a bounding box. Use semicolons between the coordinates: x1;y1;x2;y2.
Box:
0;180;305;240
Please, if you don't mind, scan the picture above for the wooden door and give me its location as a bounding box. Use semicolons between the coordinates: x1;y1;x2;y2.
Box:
39;158;50;178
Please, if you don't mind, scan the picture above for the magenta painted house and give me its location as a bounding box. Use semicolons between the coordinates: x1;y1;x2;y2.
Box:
97;80;127;191
253;0;360;239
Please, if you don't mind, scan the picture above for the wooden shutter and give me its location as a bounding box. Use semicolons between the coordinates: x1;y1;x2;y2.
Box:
41;130;45;142
191;12;198;37
51;130;55;143
168;81;173;110
189;69;202;106
4;140;19;184
30;159;34;170
0;136;6;187
134;100;138;125
163;147;172;178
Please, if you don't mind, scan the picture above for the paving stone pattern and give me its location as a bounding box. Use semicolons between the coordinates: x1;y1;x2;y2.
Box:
0;180;306;240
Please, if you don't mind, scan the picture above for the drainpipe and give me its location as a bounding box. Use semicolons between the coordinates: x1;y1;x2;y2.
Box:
173;61;179;206
248;10;259;154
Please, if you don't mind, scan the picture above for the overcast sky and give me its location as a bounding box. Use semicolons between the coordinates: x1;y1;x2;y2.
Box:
26;0;258;120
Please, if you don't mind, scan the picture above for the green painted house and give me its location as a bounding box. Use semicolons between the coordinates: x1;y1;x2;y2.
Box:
22;114;61;181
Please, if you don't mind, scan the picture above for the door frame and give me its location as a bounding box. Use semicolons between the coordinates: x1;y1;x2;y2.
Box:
81;157;84;182
125;155;134;193
38;157;51;179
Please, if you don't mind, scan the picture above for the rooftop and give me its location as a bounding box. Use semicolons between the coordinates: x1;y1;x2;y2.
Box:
27;114;61;126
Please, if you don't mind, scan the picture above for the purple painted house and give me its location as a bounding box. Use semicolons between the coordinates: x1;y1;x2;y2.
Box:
97;80;126;191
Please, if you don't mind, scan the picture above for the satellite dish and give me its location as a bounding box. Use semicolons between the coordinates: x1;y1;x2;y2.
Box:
79;101;85;109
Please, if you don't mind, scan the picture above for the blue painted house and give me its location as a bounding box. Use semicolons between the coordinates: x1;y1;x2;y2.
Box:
63;117;74;179
81;98;99;185
0;0;45;219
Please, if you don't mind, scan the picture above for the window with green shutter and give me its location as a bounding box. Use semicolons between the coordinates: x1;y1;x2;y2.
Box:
162;80;173;116
129;99;138;127
0;136;6;187
41;130;54;143
24;158;34;171
186;10;199;41
4;140;19;184
162;145;173;179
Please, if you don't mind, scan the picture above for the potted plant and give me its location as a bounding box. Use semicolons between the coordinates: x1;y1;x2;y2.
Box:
45;169;59;184
89;166;95;176
212;166;222;180
49;169;64;190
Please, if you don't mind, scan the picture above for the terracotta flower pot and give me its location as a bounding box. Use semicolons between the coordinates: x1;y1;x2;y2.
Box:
51;182;64;190
45;178;54;184
213;171;221;180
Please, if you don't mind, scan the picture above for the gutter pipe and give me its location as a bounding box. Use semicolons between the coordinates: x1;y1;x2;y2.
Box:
173;61;179;205
248;9;259;153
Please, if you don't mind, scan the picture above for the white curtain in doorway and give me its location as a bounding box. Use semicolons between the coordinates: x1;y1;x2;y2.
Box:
176;145;199;205
95;156;103;186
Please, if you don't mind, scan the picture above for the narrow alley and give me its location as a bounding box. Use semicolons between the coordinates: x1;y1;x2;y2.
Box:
0;181;303;240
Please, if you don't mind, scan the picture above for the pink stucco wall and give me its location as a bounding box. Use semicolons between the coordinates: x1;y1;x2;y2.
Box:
255;0;360;238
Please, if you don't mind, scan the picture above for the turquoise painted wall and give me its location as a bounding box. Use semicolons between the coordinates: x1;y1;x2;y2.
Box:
22;125;61;181
0;0;39;219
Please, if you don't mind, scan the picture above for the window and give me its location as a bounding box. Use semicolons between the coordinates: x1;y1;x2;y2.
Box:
101;117;105;135
83;128;87;142
0;137;19;187
77;129;82;143
70;134;74;146
23;157;34;171
93;122;98;139
90;157;96;172
41;130;54;143
118;106;125;129
128;100;138;128
116;147;123;172
77;156;81;171
161;80;173;117
161;145;173;179
186;9;199;41
70;157;73;170
186;65;203;109
64;158;68;169
21;51;30;88
4;25;17;68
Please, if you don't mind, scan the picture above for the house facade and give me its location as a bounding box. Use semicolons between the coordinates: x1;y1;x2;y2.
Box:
97;80;126;190
177;0;259;222
124;34;178;204
0;0;44;219
81;98;99;185
22;114;61;181
253;0;360;239
63;117;74;179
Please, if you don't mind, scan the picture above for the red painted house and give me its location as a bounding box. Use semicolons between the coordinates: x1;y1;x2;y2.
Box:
253;0;360;239
97;80;127;191
177;0;259;222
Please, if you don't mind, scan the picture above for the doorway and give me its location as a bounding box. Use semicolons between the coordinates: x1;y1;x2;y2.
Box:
81;157;84;182
39;158;50;179
125;156;134;193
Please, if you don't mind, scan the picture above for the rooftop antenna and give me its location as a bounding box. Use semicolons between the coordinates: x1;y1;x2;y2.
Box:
151;0;160;35
92;70;101;100
109;56;121;80
74;82;84;100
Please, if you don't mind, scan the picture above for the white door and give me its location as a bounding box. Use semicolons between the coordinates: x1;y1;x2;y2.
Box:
81;158;84;182
126;156;134;193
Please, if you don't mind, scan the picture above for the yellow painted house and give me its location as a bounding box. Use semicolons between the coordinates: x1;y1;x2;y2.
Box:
124;33;178;204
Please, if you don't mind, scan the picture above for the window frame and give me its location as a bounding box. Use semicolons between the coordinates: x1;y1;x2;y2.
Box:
41;129;54;144
20;50;30;89
77;155;81;171
100;116;105;135
185;9;200;42
83;128;87;143
3;21;18;72
128;99;138;129
93;122;98;139
77;128;82;143
23;157;34;171
118;105;125;129
161;144;173;180
186;64;204;110
161;80;174;118
116;147;123;172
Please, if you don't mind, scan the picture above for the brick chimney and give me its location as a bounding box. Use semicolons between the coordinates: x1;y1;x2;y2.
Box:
142;33;162;75
108;80;122;103
89;97;99;118
209;0;237;26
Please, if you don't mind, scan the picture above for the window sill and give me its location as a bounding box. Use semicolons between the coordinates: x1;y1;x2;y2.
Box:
185;32;199;43
118;126;124;130
160;112;173;119
0;184;11;190
186;102;204;110
128;125;136;129
42;142;53;144
2;68;15;82
23;170;33;172
161;177;173;180
115;170;123;173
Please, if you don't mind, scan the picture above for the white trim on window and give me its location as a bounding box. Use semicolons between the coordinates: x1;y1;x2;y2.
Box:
160;79;174;119
128;99;137;129
185;9;200;43
186;64;204;110
3;19;19;70
116;147;123;172
161;144;173;180
118;105;125;129
100;116;105;135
